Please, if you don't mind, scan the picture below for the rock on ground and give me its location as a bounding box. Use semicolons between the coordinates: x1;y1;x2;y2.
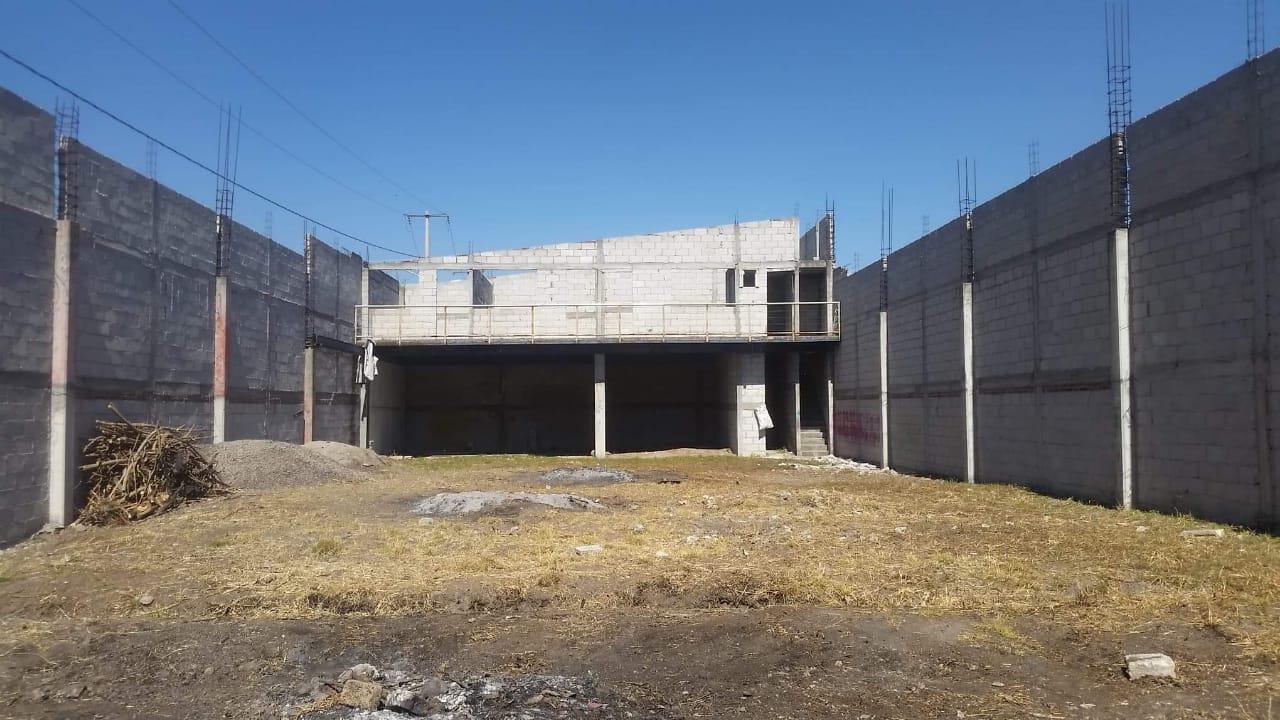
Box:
538;467;635;486
1125;653;1177;680
413;491;604;517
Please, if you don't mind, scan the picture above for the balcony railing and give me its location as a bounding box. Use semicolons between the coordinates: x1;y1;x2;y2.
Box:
355;301;840;345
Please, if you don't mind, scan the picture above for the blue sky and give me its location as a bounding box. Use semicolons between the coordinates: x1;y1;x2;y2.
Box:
0;1;1259;269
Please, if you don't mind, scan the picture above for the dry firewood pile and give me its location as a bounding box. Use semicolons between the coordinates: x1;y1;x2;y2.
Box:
78;405;230;525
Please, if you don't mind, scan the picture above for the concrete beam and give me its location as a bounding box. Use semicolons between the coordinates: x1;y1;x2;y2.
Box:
368;259;833;272
593;353;606;458
47;219;74;527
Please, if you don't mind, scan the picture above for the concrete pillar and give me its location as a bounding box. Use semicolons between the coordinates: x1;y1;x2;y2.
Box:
212;275;228;444
733;352;768;456
825;351;835;456
962;282;976;483
791;269;800;336
879;310;889;470
48;218;75;527
789;351;800;453
1111;228;1134;508
593;353;606;458
303;346;315;443
358;266;370;448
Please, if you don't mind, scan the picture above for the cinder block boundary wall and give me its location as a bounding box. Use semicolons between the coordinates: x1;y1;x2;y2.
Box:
0;87;398;547
833;53;1279;530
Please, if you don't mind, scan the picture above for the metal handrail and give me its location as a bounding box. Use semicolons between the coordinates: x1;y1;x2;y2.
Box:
355;301;840;344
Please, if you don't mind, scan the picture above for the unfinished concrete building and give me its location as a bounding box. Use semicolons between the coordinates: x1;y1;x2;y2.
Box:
358;217;840;457
6;44;1280;546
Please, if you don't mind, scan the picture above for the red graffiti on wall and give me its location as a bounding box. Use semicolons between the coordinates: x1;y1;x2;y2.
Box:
834;410;880;443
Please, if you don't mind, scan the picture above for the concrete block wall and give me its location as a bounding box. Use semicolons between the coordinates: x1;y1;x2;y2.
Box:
71;143;215;451
308;240;364;443
0;88;53;545
0;86;397;545
0;207;54;545
831;264;882;461
0;88;54;217
833;52;1280;527
224;222;310;441
1125;52;1280;525
871;219;968;478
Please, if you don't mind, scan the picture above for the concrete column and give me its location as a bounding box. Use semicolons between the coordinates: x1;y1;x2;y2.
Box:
48;219;75;527
962;282;976;483
593;353;606;458
358;266;370;448
733;352;768;456
212;275;228;444
791;269;800;336
303;346;315;443
879;309;889;470
825;351;835;456
1111;228;1134;508
825;264;834;334
789;351;800;453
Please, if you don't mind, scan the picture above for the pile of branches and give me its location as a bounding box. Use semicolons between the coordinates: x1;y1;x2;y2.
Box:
79;405;230;525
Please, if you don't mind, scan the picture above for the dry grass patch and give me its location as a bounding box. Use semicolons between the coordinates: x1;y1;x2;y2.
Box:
1;454;1278;662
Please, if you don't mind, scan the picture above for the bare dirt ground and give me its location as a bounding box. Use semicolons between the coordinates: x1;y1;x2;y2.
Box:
1;452;1277;719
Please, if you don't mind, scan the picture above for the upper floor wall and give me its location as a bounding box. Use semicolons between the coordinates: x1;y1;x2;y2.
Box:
362;216;838;345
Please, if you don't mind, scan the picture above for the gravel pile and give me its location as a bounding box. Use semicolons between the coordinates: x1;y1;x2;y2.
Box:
204;440;379;490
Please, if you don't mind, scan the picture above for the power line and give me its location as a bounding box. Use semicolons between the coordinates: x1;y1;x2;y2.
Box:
61;0;414;221
0;46;416;259
164;0;433;209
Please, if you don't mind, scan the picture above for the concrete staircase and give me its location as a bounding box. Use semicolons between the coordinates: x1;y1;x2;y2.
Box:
797;426;829;457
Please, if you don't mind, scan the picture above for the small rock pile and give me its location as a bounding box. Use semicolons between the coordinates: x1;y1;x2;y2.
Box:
413;491;604;518
293;663;642;719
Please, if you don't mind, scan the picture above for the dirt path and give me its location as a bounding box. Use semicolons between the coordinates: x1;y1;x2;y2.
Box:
0;453;1276;718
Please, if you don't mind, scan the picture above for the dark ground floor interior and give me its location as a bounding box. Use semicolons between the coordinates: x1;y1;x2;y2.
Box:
367;346;832;456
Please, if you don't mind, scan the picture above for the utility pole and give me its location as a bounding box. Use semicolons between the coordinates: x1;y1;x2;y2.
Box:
404;211;449;259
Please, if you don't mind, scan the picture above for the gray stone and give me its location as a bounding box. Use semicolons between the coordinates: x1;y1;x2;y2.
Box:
1125;653;1176;680
384;688;421;713
337;679;384;710
338;662;381;683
